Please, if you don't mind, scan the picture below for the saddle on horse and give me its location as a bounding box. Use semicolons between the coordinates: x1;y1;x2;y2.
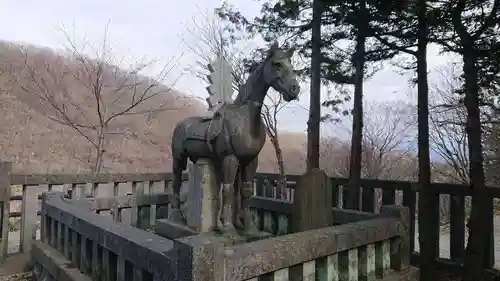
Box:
184;111;225;142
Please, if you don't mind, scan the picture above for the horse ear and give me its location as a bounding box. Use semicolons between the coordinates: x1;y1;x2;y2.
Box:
268;41;279;56
286;47;296;58
249;63;258;72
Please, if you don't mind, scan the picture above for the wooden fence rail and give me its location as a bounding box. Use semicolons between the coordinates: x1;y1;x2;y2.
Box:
0;170;499;277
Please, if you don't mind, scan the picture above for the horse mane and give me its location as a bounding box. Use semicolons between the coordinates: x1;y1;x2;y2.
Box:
232;56;268;105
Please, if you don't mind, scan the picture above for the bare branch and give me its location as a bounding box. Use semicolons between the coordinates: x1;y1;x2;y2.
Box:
17;24;182;173
320;100;417;182
428;64;470;184
182;7;246;92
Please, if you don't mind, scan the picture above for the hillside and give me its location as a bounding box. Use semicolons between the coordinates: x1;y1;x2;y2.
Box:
0;41;308;174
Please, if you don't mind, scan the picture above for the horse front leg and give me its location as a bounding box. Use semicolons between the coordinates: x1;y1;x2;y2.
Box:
168;157;187;224
220;155;239;232
240;158;259;234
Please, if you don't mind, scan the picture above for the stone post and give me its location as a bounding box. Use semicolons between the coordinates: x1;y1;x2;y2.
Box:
291;168;333;232
0;161;10;261
380;205;411;271
185;159;219;232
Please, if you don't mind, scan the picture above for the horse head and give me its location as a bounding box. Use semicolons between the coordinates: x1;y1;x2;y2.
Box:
261;41;301;102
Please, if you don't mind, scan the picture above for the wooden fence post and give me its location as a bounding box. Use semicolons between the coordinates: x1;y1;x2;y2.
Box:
0;161;11;260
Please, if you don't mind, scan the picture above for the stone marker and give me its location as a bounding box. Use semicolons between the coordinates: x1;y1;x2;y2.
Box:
291;168;333;232
205;56;234;114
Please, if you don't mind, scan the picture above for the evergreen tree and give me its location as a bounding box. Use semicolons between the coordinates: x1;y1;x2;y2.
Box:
217;0;399;176
431;1;500;279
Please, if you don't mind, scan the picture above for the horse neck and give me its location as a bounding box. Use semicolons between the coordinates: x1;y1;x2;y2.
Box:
231;64;270;133
233;64;269;107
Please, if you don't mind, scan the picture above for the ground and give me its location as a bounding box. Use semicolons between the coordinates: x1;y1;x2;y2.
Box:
0;273;31;281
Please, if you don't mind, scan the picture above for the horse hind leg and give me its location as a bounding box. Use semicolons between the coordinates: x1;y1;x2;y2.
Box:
220;155;239;232
168;157;187;224
233;166;244;230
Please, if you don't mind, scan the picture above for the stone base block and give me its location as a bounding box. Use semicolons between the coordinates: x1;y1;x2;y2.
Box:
173;230;273;281
214;229;273;246
155;219;198;240
380;266;419;281
178;230;273;247
155;218;272;244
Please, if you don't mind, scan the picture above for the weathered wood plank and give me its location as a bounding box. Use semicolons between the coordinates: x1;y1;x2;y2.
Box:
402;188;416;253
361;187;375;213
10;173;183;186
449;194;465;262
382;189;395;206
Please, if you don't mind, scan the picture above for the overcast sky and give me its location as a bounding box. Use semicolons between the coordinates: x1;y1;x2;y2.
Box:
0;0;459;138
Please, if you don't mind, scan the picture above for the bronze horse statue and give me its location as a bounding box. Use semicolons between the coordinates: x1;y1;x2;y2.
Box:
169;42;300;233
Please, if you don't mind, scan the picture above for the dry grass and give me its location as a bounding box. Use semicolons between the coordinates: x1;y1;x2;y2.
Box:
0;272;32;281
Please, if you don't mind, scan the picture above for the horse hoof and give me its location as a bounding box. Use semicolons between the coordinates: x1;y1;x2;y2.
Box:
244;225;260;235
220;224;237;234
168;209;186;225
235;220;244;230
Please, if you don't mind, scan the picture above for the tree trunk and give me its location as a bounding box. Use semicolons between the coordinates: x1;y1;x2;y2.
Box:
346;0;367;210
416;1;438;280
93;126;108;174
306;0;322;171
271;138;287;199
461;48;492;281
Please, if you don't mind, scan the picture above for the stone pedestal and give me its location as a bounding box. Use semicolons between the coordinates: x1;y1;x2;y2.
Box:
186;158;220;232
173;231;271;281
154;158;273;245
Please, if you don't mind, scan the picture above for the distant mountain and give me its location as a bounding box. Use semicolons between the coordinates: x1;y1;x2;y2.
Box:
0;40;308;174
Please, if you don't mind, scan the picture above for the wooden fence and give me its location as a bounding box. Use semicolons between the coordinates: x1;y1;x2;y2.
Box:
0;168;499;277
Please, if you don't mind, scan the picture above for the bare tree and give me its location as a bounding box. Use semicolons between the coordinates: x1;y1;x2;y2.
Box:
326;101;416;179
183;8;246;92
362;101;416;180
184;9;296;198
320;101;416;209
261;92;290;197
18;25;180;173
320;137;351;177
428;65;469;184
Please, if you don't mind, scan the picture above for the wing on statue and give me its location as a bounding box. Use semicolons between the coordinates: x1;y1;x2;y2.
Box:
205;57;234;114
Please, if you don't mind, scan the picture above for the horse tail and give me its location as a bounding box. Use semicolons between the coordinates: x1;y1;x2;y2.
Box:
171;121;187;160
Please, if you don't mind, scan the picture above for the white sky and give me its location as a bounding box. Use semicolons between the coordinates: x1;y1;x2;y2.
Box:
0;0;459;137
